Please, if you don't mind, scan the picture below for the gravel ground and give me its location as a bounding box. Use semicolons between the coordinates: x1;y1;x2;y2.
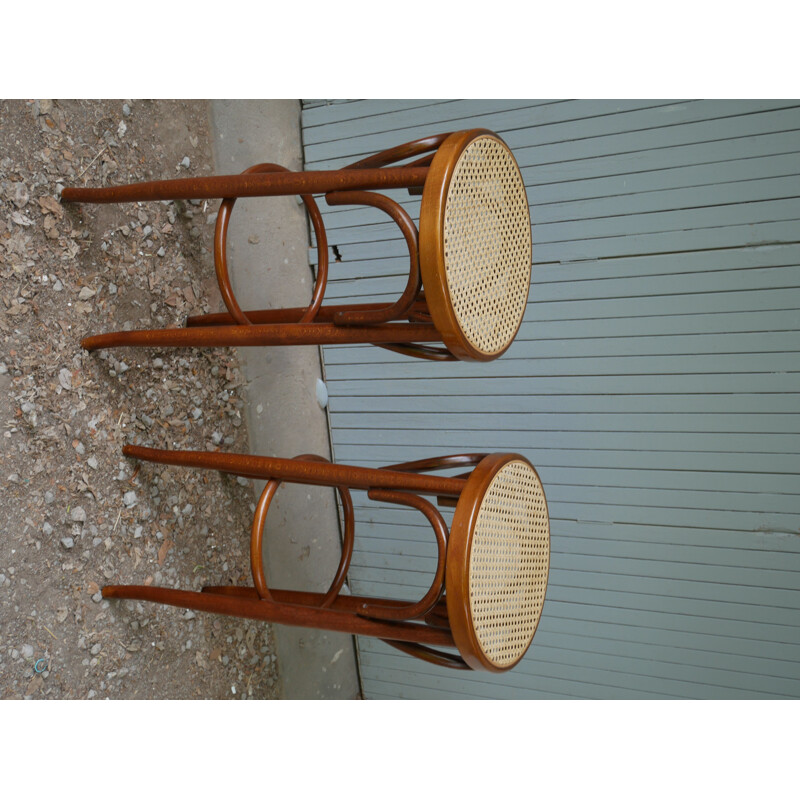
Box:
0;99;280;699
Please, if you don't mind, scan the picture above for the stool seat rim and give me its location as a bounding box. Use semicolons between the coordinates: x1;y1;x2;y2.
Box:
446;452;550;672
419;129;533;362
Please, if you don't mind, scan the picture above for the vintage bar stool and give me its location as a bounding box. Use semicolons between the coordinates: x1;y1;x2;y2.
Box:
61;128;532;362
105;444;550;672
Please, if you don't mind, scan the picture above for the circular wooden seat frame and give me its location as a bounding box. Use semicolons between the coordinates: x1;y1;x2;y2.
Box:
104;445;550;672
61;129;532;362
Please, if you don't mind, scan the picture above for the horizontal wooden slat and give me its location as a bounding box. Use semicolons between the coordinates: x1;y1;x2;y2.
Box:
353;511;800;553
315;242;800;285
351;548;800;619
510;105;800;170
315;135;800;230
303;99;688;165
331;423;800;453
327;444;800;477
303;100;799;168
350;545;800;593
321;194;800;250
322;219;800;264
302;99;460;133
357;643;800;698
325;372;800;396
324;352;800;381
327;410;800;435
348;573;800;664
324;332;800;368
351;519;800;575
326;390;800;414
303;99;566;144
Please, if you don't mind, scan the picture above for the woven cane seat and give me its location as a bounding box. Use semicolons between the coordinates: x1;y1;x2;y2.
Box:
420;131;532;361
447;454;549;671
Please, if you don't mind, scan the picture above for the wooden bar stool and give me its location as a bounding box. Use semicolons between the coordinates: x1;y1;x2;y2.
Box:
61;129;532;362
105;445;550;672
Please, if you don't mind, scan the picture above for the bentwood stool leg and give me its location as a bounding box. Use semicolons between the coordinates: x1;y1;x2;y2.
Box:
108;444;551;672
81;320;444;352
101;584;456;647
121;445;467;497
60;167;429;204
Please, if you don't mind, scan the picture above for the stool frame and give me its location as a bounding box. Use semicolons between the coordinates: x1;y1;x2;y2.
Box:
104;444;549;672
61;128;531;362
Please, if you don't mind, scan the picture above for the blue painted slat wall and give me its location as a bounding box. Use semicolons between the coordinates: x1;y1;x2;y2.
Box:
300;100;800;699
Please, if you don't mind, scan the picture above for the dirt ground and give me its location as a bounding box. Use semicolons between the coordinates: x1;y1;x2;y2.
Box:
0;99;280;699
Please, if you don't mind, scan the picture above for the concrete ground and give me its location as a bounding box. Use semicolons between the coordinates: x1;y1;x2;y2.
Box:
208;100;361;699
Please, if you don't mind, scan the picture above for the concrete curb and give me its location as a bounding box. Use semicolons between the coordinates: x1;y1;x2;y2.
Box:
208;100;360;700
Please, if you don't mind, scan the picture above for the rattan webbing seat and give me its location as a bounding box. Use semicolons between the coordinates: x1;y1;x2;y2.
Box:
61;129;532;362
104;445;550;672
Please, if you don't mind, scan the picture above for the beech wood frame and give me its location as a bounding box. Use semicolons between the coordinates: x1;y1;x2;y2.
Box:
61;129;525;362
104;445;544;672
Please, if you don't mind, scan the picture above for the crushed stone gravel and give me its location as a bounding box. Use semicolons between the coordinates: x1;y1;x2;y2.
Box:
0;99;280;699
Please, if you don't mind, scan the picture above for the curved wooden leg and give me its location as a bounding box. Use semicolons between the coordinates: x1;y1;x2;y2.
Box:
81;322;339;351
81;325;251;351
102;584;456;646
122;444;277;479
102;584;277;620
82;321;444;351
185;302;392;327
60;166;429;204
122;445;467;496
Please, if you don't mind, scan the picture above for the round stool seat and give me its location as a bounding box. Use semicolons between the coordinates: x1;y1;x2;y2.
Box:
447;453;550;671
420;130;532;361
